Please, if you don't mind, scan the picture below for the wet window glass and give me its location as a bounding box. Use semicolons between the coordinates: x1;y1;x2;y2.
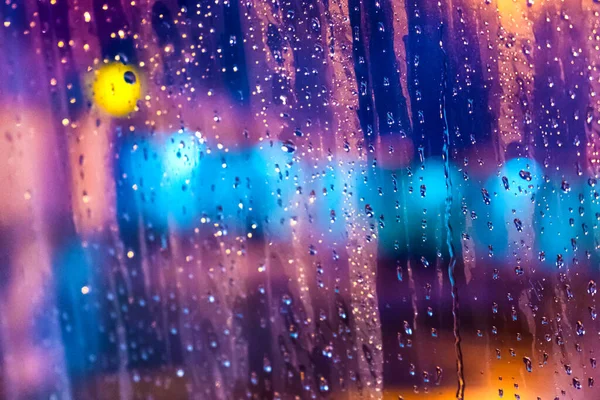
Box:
1;0;599;399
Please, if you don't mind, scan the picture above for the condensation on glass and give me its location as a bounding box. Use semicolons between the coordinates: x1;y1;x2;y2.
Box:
0;0;599;399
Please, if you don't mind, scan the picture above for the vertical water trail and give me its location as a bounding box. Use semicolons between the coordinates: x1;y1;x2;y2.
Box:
439;23;465;400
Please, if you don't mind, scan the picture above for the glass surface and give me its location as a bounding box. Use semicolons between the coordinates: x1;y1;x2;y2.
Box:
1;0;599;398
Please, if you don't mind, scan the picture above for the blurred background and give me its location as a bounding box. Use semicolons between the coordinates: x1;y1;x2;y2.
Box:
1;0;600;398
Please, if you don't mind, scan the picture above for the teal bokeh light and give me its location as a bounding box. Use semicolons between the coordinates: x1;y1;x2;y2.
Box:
469;157;542;259
122;132;201;228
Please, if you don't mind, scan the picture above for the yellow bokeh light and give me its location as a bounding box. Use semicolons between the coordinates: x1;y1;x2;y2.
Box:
90;62;141;117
